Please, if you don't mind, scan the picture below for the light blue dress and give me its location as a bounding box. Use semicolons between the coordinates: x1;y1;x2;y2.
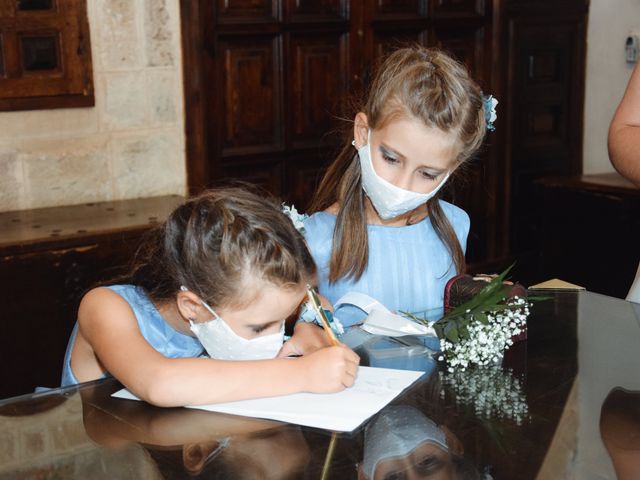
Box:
61;284;203;386
303;201;470;328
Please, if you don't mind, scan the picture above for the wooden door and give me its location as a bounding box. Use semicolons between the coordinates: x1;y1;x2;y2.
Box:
504;4;587;275
182;0;353;210
180;0;502;268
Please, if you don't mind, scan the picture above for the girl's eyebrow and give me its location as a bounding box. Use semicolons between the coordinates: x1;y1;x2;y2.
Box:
247;320;281;330
379;143;447;173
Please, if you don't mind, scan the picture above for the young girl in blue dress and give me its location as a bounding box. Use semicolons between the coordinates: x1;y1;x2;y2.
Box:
304;46;493;327
61;187;359;406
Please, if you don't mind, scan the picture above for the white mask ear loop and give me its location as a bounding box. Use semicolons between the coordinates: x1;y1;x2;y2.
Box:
200;300;222;320
180;285;222;321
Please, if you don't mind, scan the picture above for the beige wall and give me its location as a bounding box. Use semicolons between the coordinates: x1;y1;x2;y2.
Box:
0;0;186;213
583;0;640;174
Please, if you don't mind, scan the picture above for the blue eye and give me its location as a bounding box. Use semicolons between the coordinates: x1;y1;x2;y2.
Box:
419;170;438;181
381;152;399;164
379;146;399;165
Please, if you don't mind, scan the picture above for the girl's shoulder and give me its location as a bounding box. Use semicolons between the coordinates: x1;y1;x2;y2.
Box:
79;285;152;322
77;286;140;336
437;200;470;228
303;211;337;256
303;211;337;235
104;284;147;303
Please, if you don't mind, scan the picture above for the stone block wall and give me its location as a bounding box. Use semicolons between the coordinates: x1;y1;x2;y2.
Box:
0;0;186;213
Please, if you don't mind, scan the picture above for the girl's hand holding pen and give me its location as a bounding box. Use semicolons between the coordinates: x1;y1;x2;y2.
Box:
283;284;359;393
278;322;334;357
298;345;360;393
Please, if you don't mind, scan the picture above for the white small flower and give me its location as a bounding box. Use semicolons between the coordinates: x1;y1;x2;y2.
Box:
331;315;345;335
438;298;530;371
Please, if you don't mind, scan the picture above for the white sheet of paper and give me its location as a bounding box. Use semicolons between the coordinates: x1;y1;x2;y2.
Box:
112;366;424;432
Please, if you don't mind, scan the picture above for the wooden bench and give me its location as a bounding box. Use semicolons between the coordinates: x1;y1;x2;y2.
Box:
0;195;183;399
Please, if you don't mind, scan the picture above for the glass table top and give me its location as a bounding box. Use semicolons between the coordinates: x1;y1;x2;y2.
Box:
1;291;639;480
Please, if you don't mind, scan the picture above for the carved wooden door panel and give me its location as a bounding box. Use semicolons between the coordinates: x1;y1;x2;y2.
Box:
506;15;586;255
196;0;352;209
181;0;501;267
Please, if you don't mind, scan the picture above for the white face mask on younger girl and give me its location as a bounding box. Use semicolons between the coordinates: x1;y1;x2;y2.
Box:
356;131;450;220
183;287;285;361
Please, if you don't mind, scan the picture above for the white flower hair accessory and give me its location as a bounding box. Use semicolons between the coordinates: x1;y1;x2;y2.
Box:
483;94;498;131
297;301;345;337
281;203;308;234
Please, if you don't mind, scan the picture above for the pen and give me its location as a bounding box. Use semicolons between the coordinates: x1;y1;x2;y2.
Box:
305;286;340;480
306;285;339;347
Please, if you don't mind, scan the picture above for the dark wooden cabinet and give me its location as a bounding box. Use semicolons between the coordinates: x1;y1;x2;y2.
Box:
536;174;640;298
0;196;182;399
502;1;588;280
1;240;136;398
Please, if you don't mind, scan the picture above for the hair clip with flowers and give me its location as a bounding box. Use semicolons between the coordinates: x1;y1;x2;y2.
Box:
483;94;498;132
281;203;308;235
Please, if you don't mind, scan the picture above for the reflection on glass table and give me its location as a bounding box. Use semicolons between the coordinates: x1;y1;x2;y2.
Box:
2;291;640;479
342;306;443;373
599;387;640;480
358;404;479;480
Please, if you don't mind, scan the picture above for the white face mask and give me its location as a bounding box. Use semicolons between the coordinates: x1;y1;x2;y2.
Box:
183;287;285;361
357;131;450;220
362;405;449;480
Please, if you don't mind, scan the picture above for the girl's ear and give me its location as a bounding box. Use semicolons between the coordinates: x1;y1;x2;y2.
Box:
183;441;223;475
176;290;203;322
353;112;369;148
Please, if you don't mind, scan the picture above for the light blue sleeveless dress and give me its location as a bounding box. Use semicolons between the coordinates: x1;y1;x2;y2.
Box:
303;201;470;328
61;284;203;386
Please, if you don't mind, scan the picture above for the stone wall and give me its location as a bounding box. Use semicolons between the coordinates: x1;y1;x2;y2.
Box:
0;0;186;213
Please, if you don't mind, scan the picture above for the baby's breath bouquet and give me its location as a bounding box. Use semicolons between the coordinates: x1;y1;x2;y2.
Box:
403;265;535;372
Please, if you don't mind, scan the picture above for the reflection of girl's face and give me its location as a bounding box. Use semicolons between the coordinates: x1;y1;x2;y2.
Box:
373;442;455;480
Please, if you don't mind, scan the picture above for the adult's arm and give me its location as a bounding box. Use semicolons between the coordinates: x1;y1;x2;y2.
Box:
608;63;640;187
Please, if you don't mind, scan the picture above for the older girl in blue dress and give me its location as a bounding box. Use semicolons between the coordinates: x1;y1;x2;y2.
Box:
304;46;494;327
61;187;359;406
